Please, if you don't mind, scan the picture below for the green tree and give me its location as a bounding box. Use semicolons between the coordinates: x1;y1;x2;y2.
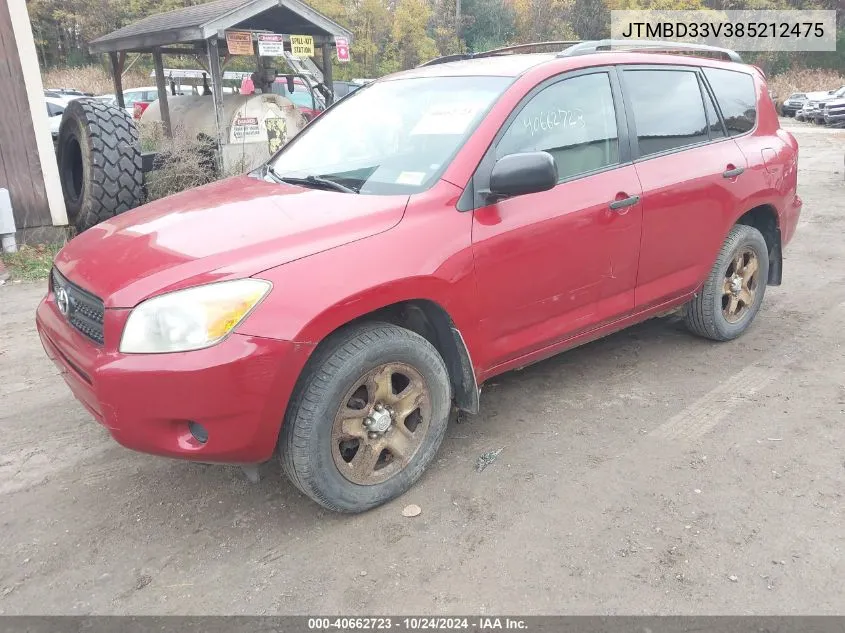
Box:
461;0;516;52
392;0;438;68
512;0;577;42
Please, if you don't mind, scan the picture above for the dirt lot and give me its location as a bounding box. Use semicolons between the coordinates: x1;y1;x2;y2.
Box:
1;123;843;615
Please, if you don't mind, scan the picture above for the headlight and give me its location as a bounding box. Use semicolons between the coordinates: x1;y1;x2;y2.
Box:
119;279;271;354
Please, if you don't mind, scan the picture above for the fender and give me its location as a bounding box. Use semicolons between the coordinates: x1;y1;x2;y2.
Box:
237;184;485;411
714;190;784;288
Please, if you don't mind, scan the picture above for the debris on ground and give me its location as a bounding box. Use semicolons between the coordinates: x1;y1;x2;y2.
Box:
476;447;504;472
135;574;152;590
402;504;422;518
728;575;739;582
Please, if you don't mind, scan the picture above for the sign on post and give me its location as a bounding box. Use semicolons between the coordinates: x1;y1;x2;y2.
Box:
225;31;254;55
290;35;314;58
257;33;285;56
335;37;350;62
230;116;261;142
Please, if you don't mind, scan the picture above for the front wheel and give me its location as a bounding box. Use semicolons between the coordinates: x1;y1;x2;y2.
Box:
684;224;769;341
279;323;451;513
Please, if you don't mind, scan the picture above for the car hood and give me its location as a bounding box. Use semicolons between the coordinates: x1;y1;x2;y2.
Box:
55;175;408;308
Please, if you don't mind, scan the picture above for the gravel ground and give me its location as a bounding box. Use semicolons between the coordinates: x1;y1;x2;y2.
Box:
0;123;843;615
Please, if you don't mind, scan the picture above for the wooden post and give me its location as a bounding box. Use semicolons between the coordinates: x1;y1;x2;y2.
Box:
109;52;125;109
206;35;226;172
321;42;333;105
152;49;172;138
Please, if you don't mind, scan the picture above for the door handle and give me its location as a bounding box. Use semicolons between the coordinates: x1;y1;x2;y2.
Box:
609;195;640;211
722;166;745;178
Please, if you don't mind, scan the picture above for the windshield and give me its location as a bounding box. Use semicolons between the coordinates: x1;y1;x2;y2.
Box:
286;90;319;109
270;82;325;109
270;76;511;195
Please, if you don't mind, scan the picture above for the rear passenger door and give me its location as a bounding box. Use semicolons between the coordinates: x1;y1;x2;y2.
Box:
620;66;749;310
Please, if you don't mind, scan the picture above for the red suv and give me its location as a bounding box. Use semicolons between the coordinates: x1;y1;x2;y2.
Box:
37;43;801;513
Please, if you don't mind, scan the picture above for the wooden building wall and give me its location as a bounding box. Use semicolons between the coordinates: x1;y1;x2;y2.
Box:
0;0;66;234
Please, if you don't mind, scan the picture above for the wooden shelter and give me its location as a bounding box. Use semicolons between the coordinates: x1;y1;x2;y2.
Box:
89;0;353;149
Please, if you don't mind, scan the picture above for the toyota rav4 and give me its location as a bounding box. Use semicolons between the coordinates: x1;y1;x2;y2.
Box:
37;42;801;513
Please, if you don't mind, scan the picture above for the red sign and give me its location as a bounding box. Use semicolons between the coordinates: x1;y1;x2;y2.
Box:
335;37;350;63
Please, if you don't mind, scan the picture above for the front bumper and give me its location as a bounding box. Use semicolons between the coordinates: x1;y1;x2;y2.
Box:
824;112;845;124
36;290;313;463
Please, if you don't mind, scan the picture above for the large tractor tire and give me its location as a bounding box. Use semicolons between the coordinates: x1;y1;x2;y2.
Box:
57;99;143;233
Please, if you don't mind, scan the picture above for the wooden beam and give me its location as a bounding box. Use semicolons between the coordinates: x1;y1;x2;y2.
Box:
206;36;226;171
109;52;125;109
152;49;172;138
157;47;208;55
89;27;204;54
321;42;333;105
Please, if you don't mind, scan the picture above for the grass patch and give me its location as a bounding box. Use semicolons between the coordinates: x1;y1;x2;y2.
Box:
1;244;63;281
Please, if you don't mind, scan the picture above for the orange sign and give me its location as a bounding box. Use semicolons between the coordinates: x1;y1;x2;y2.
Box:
225;31;254;56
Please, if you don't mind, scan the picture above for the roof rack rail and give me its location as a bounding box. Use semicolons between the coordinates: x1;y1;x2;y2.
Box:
419;41;582;67
558;39;743;63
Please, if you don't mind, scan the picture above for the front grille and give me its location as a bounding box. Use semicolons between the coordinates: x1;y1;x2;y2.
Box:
52;268;105;345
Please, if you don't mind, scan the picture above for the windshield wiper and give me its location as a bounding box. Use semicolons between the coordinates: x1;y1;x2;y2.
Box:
266;166;358;194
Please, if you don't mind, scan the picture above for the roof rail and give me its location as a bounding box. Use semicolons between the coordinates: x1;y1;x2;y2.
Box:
558;39;743;63
419;41;582;67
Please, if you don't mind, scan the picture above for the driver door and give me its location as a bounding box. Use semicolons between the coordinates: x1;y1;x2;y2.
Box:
469;68;643;369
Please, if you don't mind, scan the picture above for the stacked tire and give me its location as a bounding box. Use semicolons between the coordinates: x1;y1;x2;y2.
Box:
57;99;144;233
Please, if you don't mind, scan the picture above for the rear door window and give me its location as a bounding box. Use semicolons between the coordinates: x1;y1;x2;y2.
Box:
623;69;709;157
702;68;757;136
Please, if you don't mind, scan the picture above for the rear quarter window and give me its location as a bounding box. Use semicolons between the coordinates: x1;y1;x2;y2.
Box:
703;68;757;136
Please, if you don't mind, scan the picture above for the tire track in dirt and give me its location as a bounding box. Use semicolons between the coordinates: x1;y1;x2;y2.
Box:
651;287;845;441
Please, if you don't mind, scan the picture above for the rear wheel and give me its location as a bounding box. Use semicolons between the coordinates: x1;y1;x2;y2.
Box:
280;323;451;513
684;224;769;341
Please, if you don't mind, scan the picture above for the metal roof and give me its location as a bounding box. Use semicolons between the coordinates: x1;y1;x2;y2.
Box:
89;0;352;53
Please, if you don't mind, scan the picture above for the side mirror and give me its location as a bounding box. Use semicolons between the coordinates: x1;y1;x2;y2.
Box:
487;152;558;201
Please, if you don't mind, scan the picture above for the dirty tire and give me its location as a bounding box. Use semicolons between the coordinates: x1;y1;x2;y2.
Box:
684;224;769;341
57;98;143;232
280;322;451;513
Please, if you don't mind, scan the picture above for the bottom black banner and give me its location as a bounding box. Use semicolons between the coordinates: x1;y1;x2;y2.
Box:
1;617;844;633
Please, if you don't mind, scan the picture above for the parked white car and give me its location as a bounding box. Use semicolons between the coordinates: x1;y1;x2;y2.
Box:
45;96;69;139
795;90;835;121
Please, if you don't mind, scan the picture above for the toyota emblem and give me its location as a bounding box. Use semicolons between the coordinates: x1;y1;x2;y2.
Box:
56;286;70;316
